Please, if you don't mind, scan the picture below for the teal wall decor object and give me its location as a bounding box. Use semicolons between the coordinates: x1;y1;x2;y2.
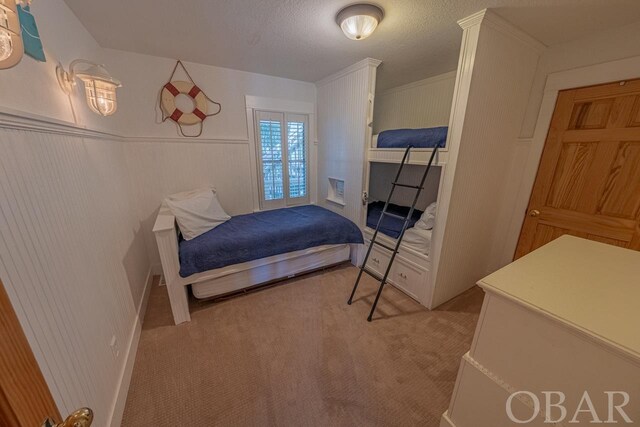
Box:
17;5;45;62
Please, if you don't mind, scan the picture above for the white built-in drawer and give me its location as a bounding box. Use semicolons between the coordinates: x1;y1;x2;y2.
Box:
392;257;425;301
364;241;429;303
366;243;392;277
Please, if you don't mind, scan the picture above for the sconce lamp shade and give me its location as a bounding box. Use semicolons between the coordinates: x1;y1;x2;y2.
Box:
0;0;24;69
76;66;121;116
336;3;384;40
57;60;122;117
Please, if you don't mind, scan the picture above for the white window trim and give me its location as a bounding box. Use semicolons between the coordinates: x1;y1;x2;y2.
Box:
245;95;316;211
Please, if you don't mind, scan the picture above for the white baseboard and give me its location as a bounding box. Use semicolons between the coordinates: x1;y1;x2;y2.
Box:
151;262;163;277
440;411;456;427
107;267;154;427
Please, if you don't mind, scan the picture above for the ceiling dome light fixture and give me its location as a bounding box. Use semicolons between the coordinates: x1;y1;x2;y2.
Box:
336;3;384;41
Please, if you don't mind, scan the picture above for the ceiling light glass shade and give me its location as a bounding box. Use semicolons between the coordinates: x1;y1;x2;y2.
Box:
336;4;384;41
76;66;121;116
341;14;378;40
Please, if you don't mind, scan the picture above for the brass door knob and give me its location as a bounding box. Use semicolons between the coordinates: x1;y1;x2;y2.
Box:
43;408;93;427
529;209;540;217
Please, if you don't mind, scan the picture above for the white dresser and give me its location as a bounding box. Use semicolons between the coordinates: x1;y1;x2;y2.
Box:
441;235;640;426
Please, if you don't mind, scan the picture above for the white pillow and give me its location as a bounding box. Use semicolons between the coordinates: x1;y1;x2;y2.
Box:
415;202;437;230
164;188;230;240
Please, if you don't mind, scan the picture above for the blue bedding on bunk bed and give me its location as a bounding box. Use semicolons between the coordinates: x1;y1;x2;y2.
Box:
178;205;363;277
366;201;423;239
377;127;448;148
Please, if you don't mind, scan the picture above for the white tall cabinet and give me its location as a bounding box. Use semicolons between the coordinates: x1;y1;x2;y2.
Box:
428;9;544;308
317;9;549;310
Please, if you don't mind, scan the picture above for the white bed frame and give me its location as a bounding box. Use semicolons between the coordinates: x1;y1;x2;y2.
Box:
153;208;356;325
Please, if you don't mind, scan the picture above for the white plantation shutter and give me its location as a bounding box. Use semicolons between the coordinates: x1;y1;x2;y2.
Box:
255;111;309;209
287;114;307;200
260;118;284;201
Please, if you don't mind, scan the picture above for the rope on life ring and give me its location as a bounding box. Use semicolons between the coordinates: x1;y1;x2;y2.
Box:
159;60;222;137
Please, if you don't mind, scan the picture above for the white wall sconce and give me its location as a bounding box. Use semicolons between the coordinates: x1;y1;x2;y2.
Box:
336;3;384;41
0;0;24;69
56;60;122;116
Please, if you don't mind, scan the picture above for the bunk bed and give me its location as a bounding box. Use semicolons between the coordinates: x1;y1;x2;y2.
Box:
366;201;423;238
361;127;446;304
154;203;363;324
368;126;449;165
364;201;435;256
374;127;448;148
361;201;435;303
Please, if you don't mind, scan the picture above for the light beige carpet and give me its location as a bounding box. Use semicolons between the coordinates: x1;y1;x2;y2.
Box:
121;264;484;426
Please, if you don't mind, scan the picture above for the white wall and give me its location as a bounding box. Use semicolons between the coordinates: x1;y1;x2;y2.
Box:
0;0;115;133
101;48;316;140
100;49;317;266
368;163;441;210
0;0;317;423
316;59;380;231
487;19;640;272
520;20;640;138
0;129;149;427
0;1;150;425
430;11;543;308
372;71;456;135
125;140;255;267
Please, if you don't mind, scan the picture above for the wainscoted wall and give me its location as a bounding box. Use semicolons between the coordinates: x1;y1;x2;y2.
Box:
316;59;380;228
0;0;154;425
99;48;318;267
124;140;255;267
372;71;456;135
0;2;318;423
0;126;149;426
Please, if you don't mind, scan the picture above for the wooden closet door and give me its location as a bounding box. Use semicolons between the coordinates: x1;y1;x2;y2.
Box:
0;279;61;426
515;78;640;259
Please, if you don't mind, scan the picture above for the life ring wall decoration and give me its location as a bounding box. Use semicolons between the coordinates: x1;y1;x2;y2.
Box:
161;81;207;125
159;60;222;137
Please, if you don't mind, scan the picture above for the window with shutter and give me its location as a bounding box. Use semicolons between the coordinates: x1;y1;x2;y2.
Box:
255;111;309;209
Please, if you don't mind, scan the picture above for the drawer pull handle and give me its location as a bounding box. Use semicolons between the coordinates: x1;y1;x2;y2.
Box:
399;273;407;279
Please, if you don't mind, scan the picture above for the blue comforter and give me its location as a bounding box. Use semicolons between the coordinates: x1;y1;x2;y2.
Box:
178;205;363;277
366;201;423;239
377;127;448;148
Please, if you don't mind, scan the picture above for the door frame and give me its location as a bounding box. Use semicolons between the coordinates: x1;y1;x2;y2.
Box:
502;54;640;261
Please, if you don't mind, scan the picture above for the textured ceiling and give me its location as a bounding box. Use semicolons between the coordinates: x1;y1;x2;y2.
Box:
63;0;640;90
